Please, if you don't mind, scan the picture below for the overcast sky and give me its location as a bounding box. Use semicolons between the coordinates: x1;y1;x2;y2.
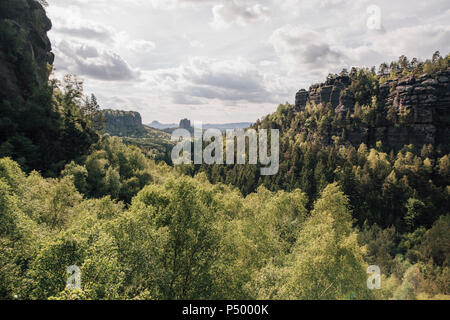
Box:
46;0;450;124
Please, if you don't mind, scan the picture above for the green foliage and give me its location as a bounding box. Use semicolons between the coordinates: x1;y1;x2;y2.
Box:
276;184;370;300
187;133;449;233
117;176;221;299
121;127;174;164
181;52;449;237
0;178;18;237
0;73;99;175
420;215;450;267
358;223;397;274
63;136;171;203
0;141;448;300
349;69;379;107
404;198;426;231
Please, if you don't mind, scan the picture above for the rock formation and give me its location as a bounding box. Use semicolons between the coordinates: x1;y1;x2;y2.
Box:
103;109;147;137
378;70;450;148
179;118;192;130
296;75;352;112
294;70;450;149
295;89;308;109
0;0;54;102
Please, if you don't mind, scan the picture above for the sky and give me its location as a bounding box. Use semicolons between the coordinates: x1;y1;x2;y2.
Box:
46;0;450;124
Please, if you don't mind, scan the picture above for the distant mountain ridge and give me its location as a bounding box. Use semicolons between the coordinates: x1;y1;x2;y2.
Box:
148;121;177;130
148;120;253;132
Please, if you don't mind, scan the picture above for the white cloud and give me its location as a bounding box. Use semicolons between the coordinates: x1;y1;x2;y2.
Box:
140;56;291;106
128;40;156;53
55;41;140;81
368;24;450;59
269;15;450;80
270;26;347;78
211;1;270;28
190;40;205;48
51;16;114;42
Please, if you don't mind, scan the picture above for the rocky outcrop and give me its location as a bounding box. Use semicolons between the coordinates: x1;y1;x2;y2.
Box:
179;118;192;130
296;75;352;112
377;70;450;148
295;89;309;109
0;0;54;102
294;70;450;149
103;110;147;137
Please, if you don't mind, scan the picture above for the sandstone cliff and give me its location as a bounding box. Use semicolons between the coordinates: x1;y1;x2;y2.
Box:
294;69;450;149
379;71;450;148
102;109;147;137
179;118;192;130
0;0;54;102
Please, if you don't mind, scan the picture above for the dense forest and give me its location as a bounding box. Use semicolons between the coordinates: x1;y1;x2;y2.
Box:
0;0;449;300
1;135;449;299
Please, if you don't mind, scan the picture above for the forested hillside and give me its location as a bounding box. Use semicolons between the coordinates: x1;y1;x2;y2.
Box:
0;0;448;300
176;54;450;299
1;146;449;299
183;54;450;231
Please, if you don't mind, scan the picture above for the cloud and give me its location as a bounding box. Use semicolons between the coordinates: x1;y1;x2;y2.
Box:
269;19;450;82
182;58;262;91
48;5;115;42
179;57;276;102
144;0;271;27
211;1;270;28
54;24;114;42
368;24;450;59
144;0;215;10
189;40;205;48
171;92;206;105
143;57;289;105
127;40;156;53
270;26;347;77
55;41;140;81
74;44;100;58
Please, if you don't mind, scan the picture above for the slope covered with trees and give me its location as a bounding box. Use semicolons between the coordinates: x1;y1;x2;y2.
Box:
1;149;448;299
182;53;450;232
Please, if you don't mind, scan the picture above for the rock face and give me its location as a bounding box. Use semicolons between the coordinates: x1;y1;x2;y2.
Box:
296;75;352;112
0;0;54;102
295;89;308;109
294;70;450;149
378;70;450;148
179;118;192;130
103;110;147;137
